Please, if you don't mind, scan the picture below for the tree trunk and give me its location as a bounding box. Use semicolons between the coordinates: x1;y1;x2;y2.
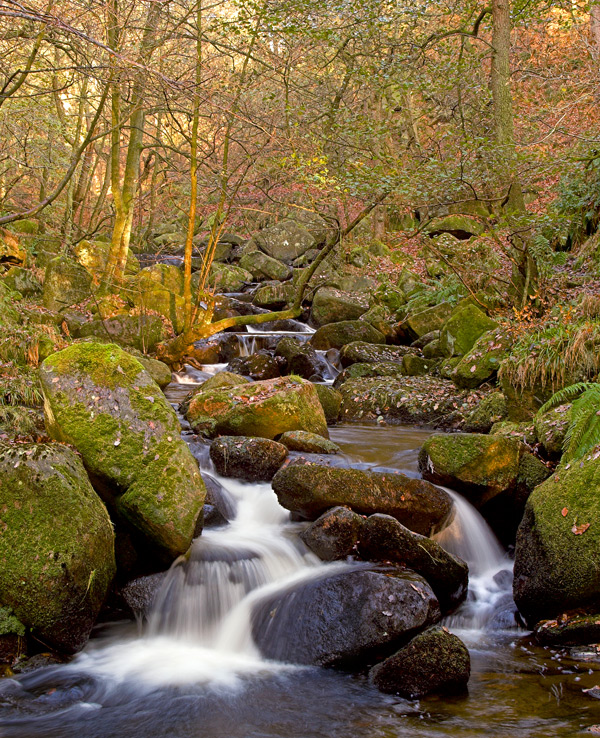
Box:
591;4;600;59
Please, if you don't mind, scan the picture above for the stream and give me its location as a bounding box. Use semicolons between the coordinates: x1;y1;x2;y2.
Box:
1;335;599;737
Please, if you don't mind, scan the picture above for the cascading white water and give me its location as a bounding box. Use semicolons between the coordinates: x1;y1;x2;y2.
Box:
434;489;516;633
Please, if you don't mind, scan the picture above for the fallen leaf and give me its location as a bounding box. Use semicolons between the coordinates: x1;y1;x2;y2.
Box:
572;522;590;535
562;507;568;517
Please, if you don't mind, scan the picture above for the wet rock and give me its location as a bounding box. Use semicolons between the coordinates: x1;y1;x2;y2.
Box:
272;463;453;535
314;383;342;424
202;473;237;521
300;506;364;560
339;341;411;367
121;572;167;617
276;338;328;380
0;443;115;653
514;459;600;627
210;436;288;481
439;305;498;358
227;351;283;380
279;430;340;454
359;514;468;614
310;321;386;350
39;342;205;563
370;625;470;698
254;220;316;264
251;567;440;666
535;613;600;646
186;376;328;439
310;287;369;327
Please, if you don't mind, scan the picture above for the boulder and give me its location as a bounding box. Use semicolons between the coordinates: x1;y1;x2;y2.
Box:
136;356;172;389
300;507;363;560
439;305;498;358
359;514;468;614
514;459;600;627
534;613;600;647
251;567;440;666
463;392;508;433
451;328;511;389
370;625;471;698
73;239;139;280
489;420;537;445
239;251;292;282
43;256;92;311
133;263;184;294
287;344;328;380
339;342;411;367
314;383;342;424
2;267;41;296
227;351;282;380
310;321;386;350
120;571;167;617
310;287;369;327
199;371;251;392
333;362;405;390
209;436;288;481
0;228;27;268
254;220;316;264
279;430;340;454
78;314;168;353
253;281;295;309
0;443;115;653
402;355;435;376
272;463;453;535
185;376;329;439
206;262;253;292
425;214;483;239
39;343;205;562
400;303;453;341
534;404;571;459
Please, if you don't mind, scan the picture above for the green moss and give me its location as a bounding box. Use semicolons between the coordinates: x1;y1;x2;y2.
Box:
464;392;507;433
452;329;511;389
0;607;25;637
439;304;499;358
43;342;145;390
313;384;342;424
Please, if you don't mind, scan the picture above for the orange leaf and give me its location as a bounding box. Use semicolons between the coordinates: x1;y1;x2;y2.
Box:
572;522;590;535
561;507;568;517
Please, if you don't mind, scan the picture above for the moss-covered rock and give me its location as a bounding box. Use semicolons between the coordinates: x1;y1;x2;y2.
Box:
439;305;498;358
43;256;92;311
310;287;369;327
279;430;340;454
253;281;295;309
333;362;406;390
73;239;139;281
452;328;511;389
425;214;483;239
0;442;115;653
500;374;553;422
206;262;253;292
535;613;600;646
489;420;537;445
370;625;470;698
254;220;316;264
239;251;292;282
2;267;41;296
300;507;364;561
419;433;524;505
0;228;27;267
313;383;342;424
272;463;453;535
514;459;600;627
202;371;252;392
39;343;205;562
463;392;508;433
78;314;168;353
534;404;571;459
186;376;328;439
339;341;411;367
402;354;436;376
209;436;288;481
276;340;327;380
310;321;386;350
400;303;453;341
136;356;172;389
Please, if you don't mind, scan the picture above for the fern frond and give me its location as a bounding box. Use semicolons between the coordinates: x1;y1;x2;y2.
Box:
537;382;596;417
563;385;600;461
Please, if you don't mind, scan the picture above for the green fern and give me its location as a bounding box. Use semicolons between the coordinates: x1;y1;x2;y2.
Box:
538;382;600;462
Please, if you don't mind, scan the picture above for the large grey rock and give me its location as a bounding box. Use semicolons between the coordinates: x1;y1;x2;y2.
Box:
255;220;316;263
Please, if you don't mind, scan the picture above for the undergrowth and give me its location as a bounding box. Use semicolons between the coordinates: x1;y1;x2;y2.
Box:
538;382;600;462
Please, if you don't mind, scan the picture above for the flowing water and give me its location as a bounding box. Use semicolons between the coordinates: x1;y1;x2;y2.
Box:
1;396;599;735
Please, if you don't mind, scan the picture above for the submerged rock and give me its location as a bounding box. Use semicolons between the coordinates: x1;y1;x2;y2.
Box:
39;342;205;563
0;443;115;653
209;436;288;481
359;514;468;614
185;376;328;439
272;463;453;535
370;625;470;698
251;567;440;666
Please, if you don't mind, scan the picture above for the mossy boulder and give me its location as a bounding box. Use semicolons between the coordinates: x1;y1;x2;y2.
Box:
402;355;436;377
370;625;470;698
310;287;369;327
333;362;406;390
73;239;139;281
310;321;386;350
425;215;483;239
276;339;327;380
535;613;600;647
78;314;168;353
130;264;186;331
0;228;27;267
206;262;253;292
136;356;172;389
2;267;41;296
209;436;288;481
39;343;205;562
254;220;316;264
500;374;553;422
419;433;524;506
313;383;342;424
239;251;292;282
272;463;454;535
514;459;600;627
200;371;251;392
339;341;411;367
279;430;340;454
359;514;468;614
452;328;511;389
489;420;537;445
439;305;498;358
185;376;328;439
133;264;184;294
0;443;115;653
253;281;295;309
534;404;571;459
43;256;92;311
228;351;282;381
463;392;508;433
400;303;453;341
